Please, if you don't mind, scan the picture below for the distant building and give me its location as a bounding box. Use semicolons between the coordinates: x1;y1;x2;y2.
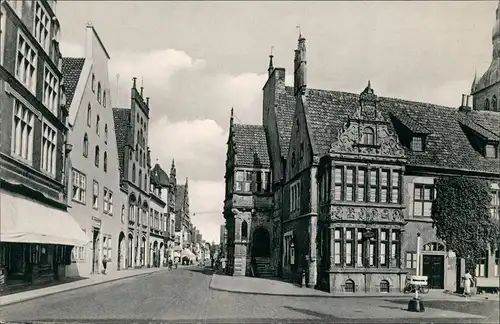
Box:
175;178;192;248
149;163;171;267
0;0;87;288
112;78;154;269
62;23;126;276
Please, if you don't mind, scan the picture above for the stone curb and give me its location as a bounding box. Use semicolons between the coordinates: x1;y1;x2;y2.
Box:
0;268;166;307
208;275;497;301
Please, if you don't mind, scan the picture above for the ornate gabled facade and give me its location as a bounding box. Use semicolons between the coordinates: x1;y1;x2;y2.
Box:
112;78;153;269
63;23;126;276
222;5;500;294
148;163;170;267
223;109;274;277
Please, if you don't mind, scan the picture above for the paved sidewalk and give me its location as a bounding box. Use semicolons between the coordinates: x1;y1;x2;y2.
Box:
210;274;500;301
0;266;169;307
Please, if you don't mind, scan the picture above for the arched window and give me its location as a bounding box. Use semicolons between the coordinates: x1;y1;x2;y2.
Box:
96;115;100;135
362;127;375;145
132;164;136;182
380;280;390;293
104;124;108;143
94;145;100;167
103;152;108;173
144;174;147;190
493;96;498;112
241;220;248;240
137;131;140;145
135;144;138;161
139;170;142;188
485;98;490;111
83;133;88;157
103;90;107;108
137;113;139;123
344;279;355;293
121;205;125;224
97;82;102;103
91;74;95;92
87;104;91;126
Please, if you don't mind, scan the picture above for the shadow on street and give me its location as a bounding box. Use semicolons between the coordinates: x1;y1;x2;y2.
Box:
186;267;214;276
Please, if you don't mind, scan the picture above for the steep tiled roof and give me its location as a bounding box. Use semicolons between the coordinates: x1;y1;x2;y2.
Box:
61;57;85;107
298;87;500;174
151;163;170;187
112;108;130;180
276;86;296;157
232;124;270;168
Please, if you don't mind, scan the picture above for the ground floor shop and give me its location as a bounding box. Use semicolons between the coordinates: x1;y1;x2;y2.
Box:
0;189;88;291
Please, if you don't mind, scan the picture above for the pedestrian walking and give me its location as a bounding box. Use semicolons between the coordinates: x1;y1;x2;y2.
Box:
102;255;108;275
463;269;473;298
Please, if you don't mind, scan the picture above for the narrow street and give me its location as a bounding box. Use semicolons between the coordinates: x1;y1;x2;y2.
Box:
0;268;497;323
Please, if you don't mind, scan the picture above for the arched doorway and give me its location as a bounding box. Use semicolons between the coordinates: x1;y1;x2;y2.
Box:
128;233;133;268
252;227;271;258
152;241;158;267
118;232;125;270
159;242;164;267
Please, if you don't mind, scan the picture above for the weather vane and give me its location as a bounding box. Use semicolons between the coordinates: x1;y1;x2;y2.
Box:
296;24;301;37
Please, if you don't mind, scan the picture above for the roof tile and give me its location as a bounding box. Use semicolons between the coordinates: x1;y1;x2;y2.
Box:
61;57;85;108
112;108;131;180
232;124;271;168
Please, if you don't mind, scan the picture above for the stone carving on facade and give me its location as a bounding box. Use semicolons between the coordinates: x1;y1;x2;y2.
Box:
391;209;403;222
382;209;390;219
347;207;356;219
332;206;343;219
330;122;357;154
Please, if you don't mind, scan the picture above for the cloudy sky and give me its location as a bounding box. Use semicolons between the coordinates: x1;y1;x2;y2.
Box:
58;1;495;244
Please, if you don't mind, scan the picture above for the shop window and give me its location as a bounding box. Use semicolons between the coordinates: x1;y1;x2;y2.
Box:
344;279;355;293
380;280;390;293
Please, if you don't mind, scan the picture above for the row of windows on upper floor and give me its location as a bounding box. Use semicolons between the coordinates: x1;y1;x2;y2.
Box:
126;201;172;233
86;105;108;143
72;168;114;215
11;98;58;177
229;170;272;194
0;22;62;117
313;166;500;219
483;96;500;112
1;1;61;68
91;74;107;108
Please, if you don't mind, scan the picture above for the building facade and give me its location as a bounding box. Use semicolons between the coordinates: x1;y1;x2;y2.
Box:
62;23;126;277
112;78;153;269
175;178;192;249
223;110;274;277
0;0;88;288
149;163;171;267
222;6;500;293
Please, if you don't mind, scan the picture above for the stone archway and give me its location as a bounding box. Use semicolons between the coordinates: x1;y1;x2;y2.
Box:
152;241;158;267
251;227;271;258
118;232;126;270
127;233;134;268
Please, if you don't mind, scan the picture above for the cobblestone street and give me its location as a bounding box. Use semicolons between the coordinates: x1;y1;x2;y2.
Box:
0;268;497;323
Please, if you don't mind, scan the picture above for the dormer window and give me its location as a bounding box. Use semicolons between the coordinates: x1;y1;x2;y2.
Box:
362;127;375;145
485;143;498;158
411;136;424;152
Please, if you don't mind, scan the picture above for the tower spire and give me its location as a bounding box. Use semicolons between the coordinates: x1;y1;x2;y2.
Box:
268;46;274;77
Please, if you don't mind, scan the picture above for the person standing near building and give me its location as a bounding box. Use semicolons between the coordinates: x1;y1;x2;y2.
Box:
463;269;473;298
102;256;108;275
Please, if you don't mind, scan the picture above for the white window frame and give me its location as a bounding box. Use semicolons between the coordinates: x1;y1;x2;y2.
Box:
40;119;57;176
0;5;6;66
43;63;59;115
290;180;301;212
92;180;99;210
103;187;109;214
33;0;51;53
283;231;293;266
11;99;35;164
15;30;38;94
72;169;86;204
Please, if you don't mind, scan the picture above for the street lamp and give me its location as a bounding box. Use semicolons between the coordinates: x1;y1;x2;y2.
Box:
408;232;426;312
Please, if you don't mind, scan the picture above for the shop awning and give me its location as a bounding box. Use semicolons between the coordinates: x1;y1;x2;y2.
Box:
1;191;90;246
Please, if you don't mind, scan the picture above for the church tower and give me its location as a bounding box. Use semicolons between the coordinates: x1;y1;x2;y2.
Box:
471;1;500;112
